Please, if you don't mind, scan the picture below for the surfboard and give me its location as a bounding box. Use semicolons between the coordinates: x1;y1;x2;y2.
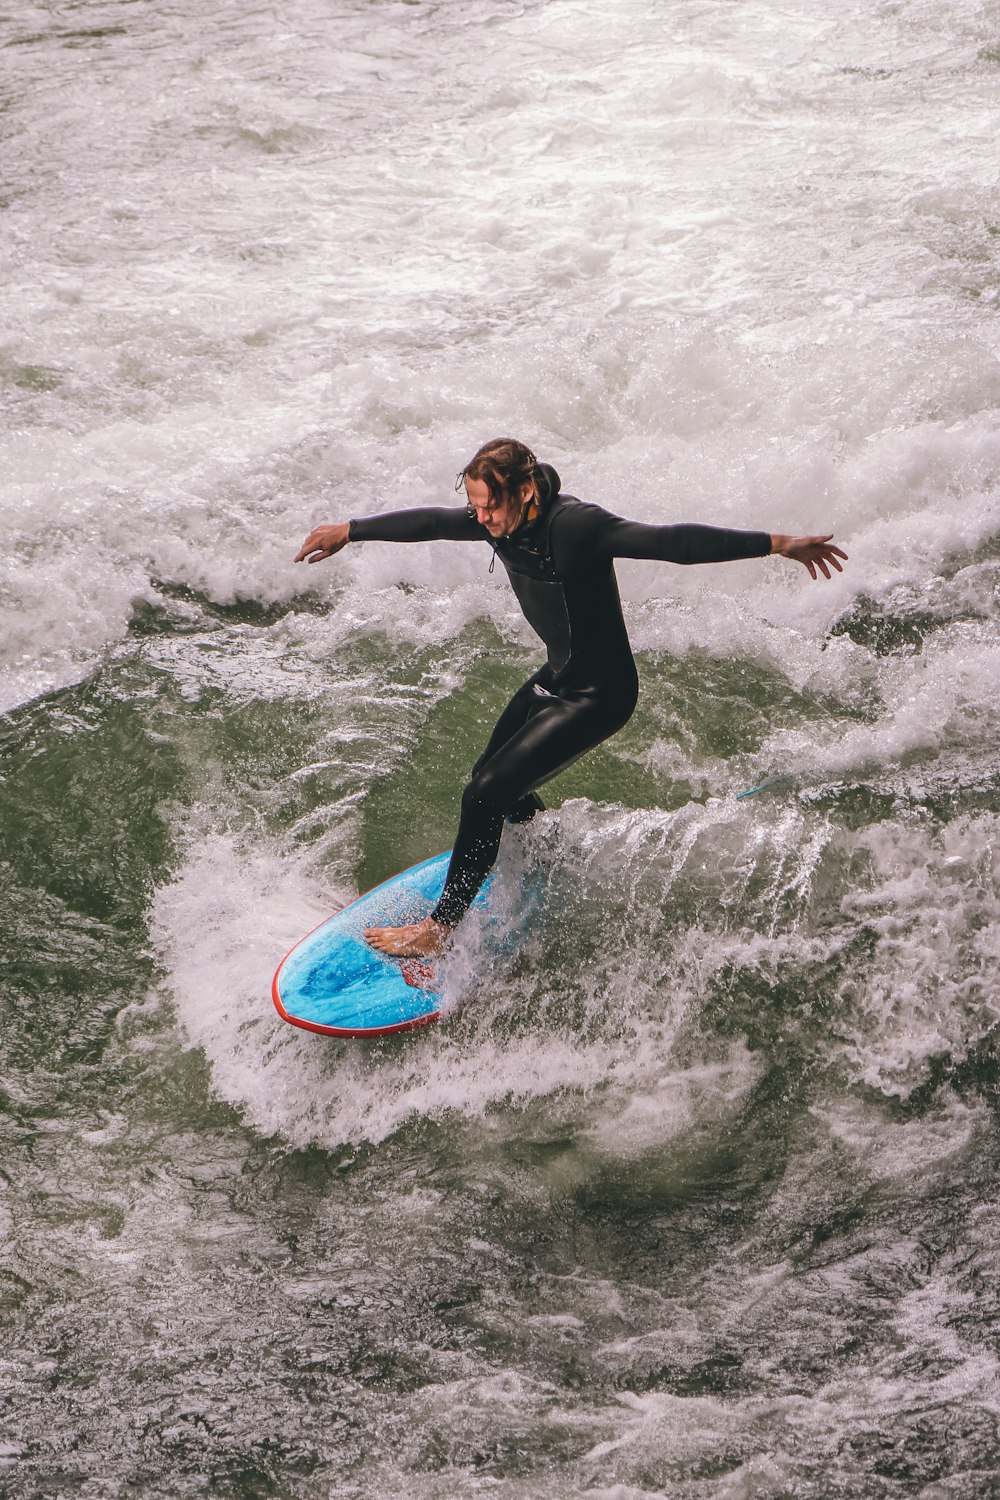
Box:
272;851;491;1038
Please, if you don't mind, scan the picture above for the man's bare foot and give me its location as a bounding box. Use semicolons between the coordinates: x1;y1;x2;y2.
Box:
364;916;452;958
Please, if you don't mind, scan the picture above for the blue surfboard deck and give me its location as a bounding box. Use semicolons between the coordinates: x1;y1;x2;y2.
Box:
272;852;492;1038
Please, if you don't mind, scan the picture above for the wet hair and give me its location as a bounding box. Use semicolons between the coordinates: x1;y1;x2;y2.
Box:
456;438;560;509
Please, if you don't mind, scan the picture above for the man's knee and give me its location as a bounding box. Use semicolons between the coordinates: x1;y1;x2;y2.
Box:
462;763;513;816
506;790;544;825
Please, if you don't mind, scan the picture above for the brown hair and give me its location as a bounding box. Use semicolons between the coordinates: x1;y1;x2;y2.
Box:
456;438;542;507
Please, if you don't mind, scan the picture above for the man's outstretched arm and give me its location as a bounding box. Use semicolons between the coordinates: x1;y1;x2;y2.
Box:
295;507;481;564
592;506;848;580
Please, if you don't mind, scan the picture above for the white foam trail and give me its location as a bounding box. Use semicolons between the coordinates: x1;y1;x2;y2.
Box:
150;781;1000;1147
150;815;763;1148
830;814;1000;1093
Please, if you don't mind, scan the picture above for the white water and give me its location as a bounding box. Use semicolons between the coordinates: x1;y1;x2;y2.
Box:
4;0;998;707
6;3;1000;1494
10;0;991;1136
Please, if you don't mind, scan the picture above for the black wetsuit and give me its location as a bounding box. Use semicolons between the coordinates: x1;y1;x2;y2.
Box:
349;477;770;926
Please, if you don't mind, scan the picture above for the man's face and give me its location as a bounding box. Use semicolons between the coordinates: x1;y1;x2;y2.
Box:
465;476;528;537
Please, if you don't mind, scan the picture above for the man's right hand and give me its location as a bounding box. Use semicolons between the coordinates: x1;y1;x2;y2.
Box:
770;533;848;580
294;522;350;564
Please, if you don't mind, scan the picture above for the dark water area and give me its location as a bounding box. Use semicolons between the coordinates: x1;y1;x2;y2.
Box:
4;596;1000;1496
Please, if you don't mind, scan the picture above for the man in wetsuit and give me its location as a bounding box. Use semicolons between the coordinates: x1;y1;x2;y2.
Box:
295;438;847;958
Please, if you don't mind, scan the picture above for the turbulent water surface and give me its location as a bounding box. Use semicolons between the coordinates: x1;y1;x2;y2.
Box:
3;0;1000;1494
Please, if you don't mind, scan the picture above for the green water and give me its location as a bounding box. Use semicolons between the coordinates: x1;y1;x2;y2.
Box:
4;594;1000;1497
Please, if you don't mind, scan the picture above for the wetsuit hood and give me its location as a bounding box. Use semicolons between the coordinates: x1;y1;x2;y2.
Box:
503;460;561;543
533;462;561;508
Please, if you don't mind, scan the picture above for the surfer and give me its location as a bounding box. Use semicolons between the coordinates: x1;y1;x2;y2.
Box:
295;438;847;958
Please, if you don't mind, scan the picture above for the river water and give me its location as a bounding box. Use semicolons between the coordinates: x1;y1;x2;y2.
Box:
3;1;1000;1494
